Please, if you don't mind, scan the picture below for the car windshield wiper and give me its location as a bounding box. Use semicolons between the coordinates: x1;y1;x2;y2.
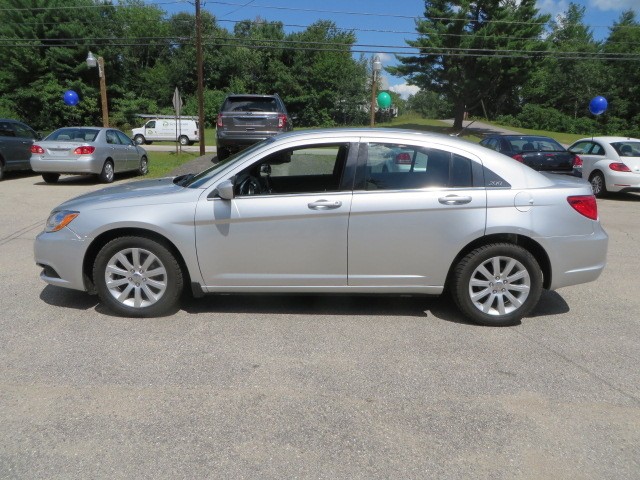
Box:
173;173;195;186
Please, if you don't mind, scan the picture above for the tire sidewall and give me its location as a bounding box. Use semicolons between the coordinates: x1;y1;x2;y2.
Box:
100;160;114;183
93;236;183;317
590;172;606;197
453;243;542;327
139;156;148;175
134;135;145;145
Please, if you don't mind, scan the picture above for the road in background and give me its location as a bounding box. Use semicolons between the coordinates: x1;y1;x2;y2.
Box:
0;172;638;479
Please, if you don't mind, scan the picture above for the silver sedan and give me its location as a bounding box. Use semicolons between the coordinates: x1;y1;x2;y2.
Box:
33;128;608;326
30;127;148;183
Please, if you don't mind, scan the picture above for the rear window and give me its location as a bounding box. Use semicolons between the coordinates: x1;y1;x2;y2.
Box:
223;97;279;113
507;137;564;152
611;141;640;157
47;128;99;142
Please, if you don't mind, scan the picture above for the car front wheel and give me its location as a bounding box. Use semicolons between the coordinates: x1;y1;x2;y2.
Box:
93;236;184;317
451;243;542;327
134;135;145;145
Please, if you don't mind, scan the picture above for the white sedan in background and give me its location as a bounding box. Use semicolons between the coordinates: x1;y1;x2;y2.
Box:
568;136;640;197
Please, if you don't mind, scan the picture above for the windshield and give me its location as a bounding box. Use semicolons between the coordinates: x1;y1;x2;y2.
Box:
46;128;100;142
184;137;276;188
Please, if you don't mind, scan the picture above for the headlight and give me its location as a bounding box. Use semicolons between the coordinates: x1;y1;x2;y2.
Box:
45;210;79;232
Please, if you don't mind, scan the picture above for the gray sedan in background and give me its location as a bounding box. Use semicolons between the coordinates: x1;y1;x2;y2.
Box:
30;127;148;183
33;128;608;326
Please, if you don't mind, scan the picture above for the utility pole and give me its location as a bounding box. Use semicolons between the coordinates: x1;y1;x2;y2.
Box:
195;0;205;156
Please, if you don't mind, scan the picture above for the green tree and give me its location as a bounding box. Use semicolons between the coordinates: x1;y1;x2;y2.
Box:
522;3;603;119
390;0;549;129
603;10;640;123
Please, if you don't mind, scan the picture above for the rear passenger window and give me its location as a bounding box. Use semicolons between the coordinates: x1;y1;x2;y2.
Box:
363;143;473;190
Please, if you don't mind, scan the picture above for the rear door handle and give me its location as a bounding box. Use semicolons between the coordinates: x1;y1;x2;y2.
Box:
438;195;472;205
308;200;342;210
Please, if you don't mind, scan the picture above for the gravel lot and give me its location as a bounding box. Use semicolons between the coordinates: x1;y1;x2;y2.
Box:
0;169;638;479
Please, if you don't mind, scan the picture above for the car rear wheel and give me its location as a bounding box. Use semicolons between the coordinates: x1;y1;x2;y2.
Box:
179;135;189;146
0;160;5;181
217;146;230;161
93;236;184;317
138;156;148;175
451;243;542;327
42;173;60;183
134;134;146;145
99;160;114;183
589;171;607;197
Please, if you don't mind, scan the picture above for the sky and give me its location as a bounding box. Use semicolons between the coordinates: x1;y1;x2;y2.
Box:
161;0;640;97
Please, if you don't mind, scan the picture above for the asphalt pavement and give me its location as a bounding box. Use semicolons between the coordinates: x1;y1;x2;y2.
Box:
0;170;638;479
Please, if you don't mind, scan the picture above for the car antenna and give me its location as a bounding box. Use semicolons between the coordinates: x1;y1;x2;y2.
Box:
454;119;477;137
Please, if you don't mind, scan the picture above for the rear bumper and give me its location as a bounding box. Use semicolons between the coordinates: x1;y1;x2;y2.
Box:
30;155;102;174
605;171;640;193
537;223;609;290
216;131;279;149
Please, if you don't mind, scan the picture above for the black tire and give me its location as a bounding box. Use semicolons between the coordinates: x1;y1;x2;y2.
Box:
134;134;145;145
178;135;189;146
93;236;184;317
138;156;149;176
99;160;114;183
589;171;607;198
0;160;5;181
451;243;543;327
42;173;60;183
217;146;230;161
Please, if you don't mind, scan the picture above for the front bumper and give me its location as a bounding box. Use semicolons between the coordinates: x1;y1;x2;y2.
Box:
34;227;90;292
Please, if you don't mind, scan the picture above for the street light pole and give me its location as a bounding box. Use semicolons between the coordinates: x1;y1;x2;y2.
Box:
86;51;109;128
370;55;382;128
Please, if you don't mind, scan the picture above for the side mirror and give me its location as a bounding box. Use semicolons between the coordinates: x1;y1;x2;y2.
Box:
259;163;271;175
214;179;235;200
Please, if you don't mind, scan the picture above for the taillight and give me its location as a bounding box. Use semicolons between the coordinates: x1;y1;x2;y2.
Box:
73;146;95;155
31;145;44;154
512;154;524;163
278;114;287;129
567;195;598;220
395;153;412;164
216;114;223;128
609;162;631;172
572;155;583;167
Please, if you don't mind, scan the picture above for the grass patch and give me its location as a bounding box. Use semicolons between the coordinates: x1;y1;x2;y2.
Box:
147;151;203;178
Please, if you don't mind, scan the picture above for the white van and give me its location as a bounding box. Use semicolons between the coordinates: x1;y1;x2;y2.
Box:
131;118;199;145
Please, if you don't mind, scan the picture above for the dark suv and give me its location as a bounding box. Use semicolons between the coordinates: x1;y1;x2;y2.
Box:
0;119;39;180
215;94;293;160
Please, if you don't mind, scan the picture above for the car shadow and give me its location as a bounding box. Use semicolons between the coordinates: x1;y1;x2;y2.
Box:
39;285;99;311
38;287;571;325
601;192;640;202
32;171;144;186
2;170;40;181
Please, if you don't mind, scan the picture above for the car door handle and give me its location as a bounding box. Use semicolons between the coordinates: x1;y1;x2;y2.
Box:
308;200;342;210
438;195;472;205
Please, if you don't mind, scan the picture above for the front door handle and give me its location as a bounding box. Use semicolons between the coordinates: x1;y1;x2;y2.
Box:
438;195;472;205
308;200;342;210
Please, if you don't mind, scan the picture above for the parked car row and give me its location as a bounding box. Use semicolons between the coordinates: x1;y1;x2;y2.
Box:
479;134;640;197
0;119;148;183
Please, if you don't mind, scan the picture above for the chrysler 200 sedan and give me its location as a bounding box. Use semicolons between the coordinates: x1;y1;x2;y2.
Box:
34;129;608;326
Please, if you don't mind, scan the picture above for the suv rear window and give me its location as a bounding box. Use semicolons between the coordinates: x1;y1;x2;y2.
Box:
223;97;279;113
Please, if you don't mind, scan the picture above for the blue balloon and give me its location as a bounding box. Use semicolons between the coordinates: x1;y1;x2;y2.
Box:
589;96;608;115
63;90;79;106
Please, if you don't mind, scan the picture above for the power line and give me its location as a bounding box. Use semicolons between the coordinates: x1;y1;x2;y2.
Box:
1;37;638;61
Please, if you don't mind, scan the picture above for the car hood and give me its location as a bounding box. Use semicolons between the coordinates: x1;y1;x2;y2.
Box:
56;177;192;211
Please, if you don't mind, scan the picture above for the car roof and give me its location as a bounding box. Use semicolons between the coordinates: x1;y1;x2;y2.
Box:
484;134;556;140
573;136;640;143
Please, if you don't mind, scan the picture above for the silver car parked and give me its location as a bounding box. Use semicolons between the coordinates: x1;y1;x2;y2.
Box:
30;127;149;183
33;129;608;326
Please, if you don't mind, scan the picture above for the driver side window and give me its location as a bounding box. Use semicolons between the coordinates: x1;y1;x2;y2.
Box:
235;143;350;197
